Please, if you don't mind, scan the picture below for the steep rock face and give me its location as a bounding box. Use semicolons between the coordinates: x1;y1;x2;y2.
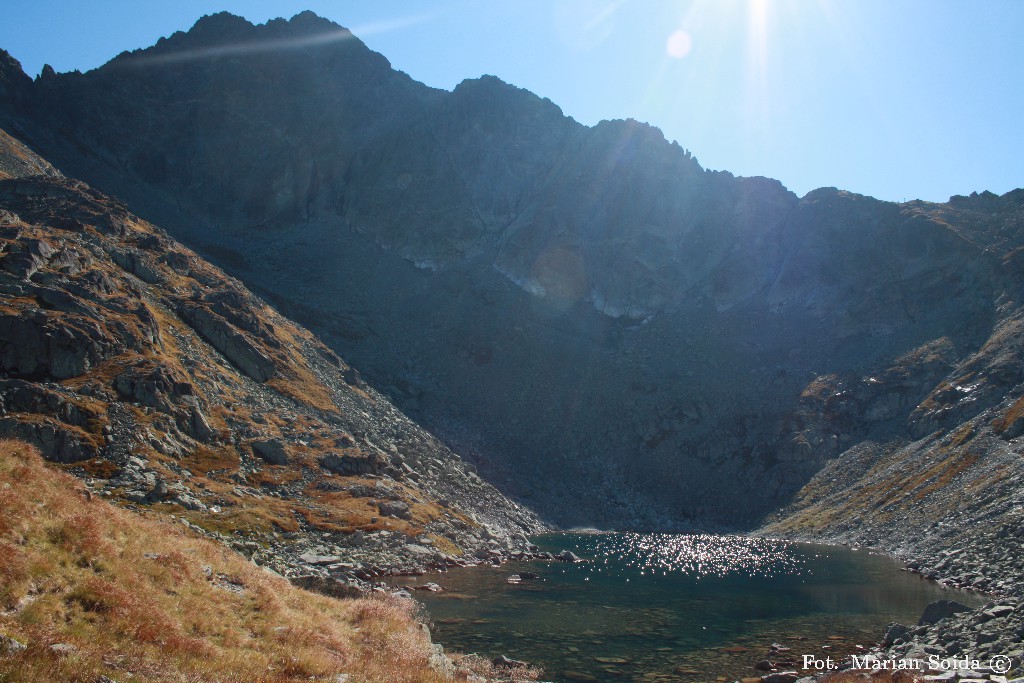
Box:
762;237;1024;598
0;129;543;583
0;13;1021;528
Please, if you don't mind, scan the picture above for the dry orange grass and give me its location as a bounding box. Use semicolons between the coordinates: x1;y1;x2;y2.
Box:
0;439;453;683
994;394;1024;434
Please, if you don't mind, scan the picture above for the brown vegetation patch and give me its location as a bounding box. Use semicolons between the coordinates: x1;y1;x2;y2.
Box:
946;422;975;449
266;371;337;414
993;394;1024;434
182;444;240;476
182;497;302;536
250;466;304;488
912;452;981;501
75;456;122;479
427;534;462;557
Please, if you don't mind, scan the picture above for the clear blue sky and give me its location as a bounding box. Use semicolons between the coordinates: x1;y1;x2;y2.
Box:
1;1;1021;203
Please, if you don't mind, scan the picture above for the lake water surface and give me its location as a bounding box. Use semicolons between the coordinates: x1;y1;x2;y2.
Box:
392;532;983;683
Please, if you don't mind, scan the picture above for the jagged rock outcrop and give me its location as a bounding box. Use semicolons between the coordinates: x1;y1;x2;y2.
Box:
177;302;277;382
0;129;544;582
0;13;1022;537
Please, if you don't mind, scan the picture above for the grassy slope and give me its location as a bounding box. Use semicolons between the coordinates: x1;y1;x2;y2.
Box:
0;439;449;683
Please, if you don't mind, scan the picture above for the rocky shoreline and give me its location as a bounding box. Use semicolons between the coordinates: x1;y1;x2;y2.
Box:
111;492;582;598
745;533;1024;683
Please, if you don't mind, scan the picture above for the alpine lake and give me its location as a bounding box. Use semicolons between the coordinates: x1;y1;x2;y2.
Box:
388;532;984;683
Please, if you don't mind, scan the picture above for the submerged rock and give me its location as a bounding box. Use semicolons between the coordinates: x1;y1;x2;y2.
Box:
492;654;529;669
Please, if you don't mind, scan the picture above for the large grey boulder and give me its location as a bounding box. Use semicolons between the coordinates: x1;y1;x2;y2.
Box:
377;499;411;520
252;439;289;465
320;451;388;476
919;599;972;626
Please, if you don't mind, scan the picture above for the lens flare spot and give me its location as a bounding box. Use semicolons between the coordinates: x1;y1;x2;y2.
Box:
532;246;588;309
666;29;692;59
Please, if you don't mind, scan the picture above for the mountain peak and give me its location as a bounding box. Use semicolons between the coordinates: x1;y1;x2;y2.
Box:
101;10;364;73
188;11;255;39
286;10;344;32
0;49;31;96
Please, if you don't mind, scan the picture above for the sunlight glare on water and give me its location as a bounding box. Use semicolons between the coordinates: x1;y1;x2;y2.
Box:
593;532;807;579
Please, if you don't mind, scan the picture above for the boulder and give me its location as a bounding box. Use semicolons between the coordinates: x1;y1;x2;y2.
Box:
188;405;216;442
919;600;972;626
0;312;110;379
882;622;911;646
174;493;207;511
114;364;193;413
320;451;387;476
299;552;342;566
48;643;78;656
110;247;165;284
0;380;102;428
981;604;1015;620
252;438;289;465
1;237;53;279
0;633;27;654
377;500;411;520
412;582;443;592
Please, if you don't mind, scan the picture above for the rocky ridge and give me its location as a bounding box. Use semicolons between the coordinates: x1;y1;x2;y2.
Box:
0;128;544;593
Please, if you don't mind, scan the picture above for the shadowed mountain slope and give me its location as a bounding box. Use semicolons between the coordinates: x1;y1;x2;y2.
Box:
0;128;542;589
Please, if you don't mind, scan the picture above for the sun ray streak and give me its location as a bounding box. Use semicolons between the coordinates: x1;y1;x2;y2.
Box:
745;0;771;135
